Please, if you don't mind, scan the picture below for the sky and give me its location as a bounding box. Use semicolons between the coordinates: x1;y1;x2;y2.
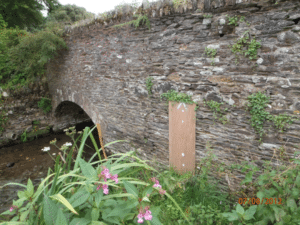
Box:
40;0;158;18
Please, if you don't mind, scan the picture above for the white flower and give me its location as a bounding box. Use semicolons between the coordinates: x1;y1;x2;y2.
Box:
42;147;50;152
52;153;56;156
64;142;72;147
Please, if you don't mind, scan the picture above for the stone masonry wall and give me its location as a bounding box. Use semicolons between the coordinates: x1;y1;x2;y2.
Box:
1;0;300;192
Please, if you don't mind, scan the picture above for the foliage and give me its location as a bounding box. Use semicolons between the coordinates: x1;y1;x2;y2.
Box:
146;76;154;97
113;14;151;31
172;0;188;10
246;91;298;143
222;150;300;225
204;47;217;65
44;4;95;27
203;100;229;125
229;30;261;63
160;89;197;106
226;15;245;26
0;25;69;92
0;126;192;225
203;14;213;18
0;95;8;135
270;112;298;133
20;130;28;143
38;97;52;114
222;204;257;224
187;203;229;225
0;1;97;93
0;0;45;30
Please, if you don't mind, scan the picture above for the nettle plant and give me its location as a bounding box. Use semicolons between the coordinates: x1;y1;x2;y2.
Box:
246;91;298;143
221;148;300;225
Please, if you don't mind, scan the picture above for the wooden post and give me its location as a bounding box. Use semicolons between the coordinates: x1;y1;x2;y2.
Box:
169;101;196;176
96;123;107;160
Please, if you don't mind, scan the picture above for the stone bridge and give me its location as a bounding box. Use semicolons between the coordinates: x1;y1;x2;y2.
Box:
34;0;300;190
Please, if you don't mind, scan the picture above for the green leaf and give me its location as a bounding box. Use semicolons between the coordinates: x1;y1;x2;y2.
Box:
70;217;91;225
271;205;286;222
94;191;103;208
91;208;100;221
244;205;257;220
55;208;68;224
236;204;245;216
43;194;58;225
50;193;79;215
122;180;139;198
295;174;300;187
222;211;239;221
78;157;98;180
26;178;34;197
69;189;91;209
286;198;297;212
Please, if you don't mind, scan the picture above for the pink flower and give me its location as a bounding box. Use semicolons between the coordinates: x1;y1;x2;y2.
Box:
159;189;166;195
137;207;152;223
144;211;152;220
153;183;162;188
103;188;109;195
9;207;14;212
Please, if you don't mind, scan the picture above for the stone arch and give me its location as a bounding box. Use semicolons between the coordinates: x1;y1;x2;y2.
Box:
51;90;107;140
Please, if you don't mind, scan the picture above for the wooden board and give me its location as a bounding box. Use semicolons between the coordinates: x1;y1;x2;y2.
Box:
169;101;196;176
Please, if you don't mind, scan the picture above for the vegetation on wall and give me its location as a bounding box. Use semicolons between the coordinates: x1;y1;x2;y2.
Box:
203;47;217;66
160;90;199;111
38;97;52;114
0;93;9;135
146;76;154;97
229;30;261;64
0;3;94;94
246;91;298;143
113;14;152;30
203;100;229;125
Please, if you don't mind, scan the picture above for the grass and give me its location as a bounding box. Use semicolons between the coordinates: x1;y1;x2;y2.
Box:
0;125;300;224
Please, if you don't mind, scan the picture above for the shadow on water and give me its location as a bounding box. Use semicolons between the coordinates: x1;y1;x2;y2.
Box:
0;120;114;221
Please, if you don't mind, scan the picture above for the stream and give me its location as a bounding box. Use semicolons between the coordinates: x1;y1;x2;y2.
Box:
0;121;114;221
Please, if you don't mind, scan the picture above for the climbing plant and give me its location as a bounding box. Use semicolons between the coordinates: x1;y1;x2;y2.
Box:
246;91;298;143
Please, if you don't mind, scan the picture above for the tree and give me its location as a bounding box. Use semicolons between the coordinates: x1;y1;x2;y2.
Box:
49;4;95;24
0;0;46;30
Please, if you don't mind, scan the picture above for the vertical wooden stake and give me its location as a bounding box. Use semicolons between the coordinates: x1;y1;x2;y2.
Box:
96;123;107;160
169;101;196;176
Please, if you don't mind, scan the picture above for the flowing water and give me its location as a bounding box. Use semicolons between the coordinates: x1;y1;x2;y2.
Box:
0;121;114;222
